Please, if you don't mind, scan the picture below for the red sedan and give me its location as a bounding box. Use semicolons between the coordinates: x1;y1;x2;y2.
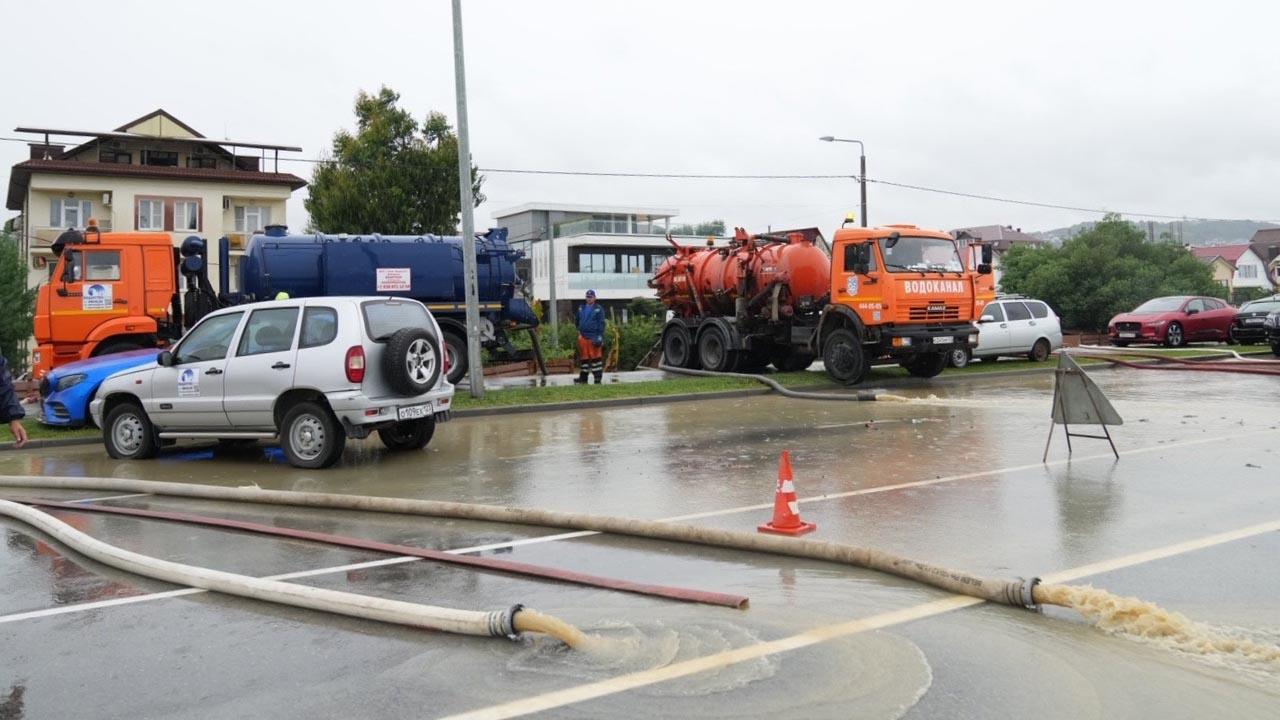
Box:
1108;296;1236;347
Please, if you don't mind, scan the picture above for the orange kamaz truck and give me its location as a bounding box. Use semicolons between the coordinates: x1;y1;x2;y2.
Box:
650;221;993;385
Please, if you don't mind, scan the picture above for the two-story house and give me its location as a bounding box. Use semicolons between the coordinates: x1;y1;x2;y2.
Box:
1247;228;1280;285
1190;244;1275;300
950;224;1044;290
5;109;306;292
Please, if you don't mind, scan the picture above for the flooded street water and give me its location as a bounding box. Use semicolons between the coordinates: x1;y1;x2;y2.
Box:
1;367;1278;718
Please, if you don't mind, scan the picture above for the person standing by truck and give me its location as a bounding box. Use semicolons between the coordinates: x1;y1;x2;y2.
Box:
574;290;605;384
1;356;28;448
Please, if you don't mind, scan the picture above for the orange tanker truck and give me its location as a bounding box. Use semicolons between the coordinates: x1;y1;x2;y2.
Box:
650;221;994;385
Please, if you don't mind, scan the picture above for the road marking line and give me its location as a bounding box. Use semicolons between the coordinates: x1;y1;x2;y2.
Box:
69;493;152;504
1;428;1273;625
440;518;1280;720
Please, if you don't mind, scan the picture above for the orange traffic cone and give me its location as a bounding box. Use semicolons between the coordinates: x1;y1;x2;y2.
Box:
757;450;817;536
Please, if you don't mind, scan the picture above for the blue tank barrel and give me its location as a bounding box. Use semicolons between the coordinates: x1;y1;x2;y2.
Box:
238;228;535;325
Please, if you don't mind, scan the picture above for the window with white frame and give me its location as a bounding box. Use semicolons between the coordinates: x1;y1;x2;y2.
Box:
49;198;91;229
138;199;164;230
174;200;200;231
1238;264;1257;279
234;205;271;233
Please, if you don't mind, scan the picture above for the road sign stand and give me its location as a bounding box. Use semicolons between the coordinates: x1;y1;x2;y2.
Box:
1043;352;1122;462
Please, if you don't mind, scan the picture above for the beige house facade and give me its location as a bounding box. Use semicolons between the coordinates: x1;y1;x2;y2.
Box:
6;109;305;292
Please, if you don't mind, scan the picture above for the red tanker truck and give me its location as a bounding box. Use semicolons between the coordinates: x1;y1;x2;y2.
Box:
650;222;993;385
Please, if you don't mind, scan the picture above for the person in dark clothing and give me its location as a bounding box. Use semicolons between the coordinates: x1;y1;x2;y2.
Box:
574;290;606;384
1;356;28;448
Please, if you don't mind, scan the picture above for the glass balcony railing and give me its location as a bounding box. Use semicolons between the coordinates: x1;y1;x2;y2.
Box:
566;272;653;290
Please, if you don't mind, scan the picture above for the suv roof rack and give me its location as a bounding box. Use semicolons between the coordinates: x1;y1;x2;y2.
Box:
993;293;1030;300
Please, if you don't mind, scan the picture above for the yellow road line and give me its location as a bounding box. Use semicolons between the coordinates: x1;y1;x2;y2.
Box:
441;519;1280;720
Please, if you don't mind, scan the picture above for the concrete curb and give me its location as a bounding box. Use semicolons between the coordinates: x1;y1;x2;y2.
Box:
0;435;100;452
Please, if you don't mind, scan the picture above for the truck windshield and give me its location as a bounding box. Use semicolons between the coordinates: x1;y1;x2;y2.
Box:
362;300;432;341
879;237;963;273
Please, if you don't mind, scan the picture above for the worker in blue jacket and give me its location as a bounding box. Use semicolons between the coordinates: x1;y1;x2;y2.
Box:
574;289;606;384
1;356;28;448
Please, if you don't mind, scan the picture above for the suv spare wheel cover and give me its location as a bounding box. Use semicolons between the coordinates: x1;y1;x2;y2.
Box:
383;328;442;395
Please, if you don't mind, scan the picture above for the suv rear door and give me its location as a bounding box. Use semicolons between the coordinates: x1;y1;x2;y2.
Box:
223;305;301;429
358;299;437;398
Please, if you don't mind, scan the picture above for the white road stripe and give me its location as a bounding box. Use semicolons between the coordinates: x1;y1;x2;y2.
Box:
0;428;1273;625
440;518;1280;720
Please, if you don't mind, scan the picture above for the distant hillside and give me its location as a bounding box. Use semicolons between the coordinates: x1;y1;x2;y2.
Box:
1034;219;1279;246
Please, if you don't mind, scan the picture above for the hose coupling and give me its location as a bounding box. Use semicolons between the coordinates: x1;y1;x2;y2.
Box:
490;603;524;639
856;390;879;401
1018;577;1042;612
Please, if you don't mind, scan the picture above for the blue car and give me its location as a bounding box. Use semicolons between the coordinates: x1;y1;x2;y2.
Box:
39;349;159;427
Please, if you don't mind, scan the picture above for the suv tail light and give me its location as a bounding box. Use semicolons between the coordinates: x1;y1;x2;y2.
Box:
345;346;365;383
443;346;451;374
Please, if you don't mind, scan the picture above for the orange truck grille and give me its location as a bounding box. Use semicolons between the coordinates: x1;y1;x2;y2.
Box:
907;302;961;321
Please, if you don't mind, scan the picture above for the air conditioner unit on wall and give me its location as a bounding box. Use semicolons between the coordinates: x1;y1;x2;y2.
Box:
223;197;230;210
102;192;112;206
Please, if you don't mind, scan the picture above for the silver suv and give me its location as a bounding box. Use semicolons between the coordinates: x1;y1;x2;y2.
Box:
91;297;453;469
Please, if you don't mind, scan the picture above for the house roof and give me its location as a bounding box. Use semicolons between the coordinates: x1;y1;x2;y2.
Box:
951;224;1044;252
114;109;205;137
7;158;307;210
1249;228;1280;244
1190;244;1250;264
492;202;680;220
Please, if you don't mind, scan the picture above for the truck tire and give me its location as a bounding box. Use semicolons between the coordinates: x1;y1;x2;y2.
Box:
772;348;815;372
378;416;436;451
383;328;442;395
661;323;698;369
442;331;467;385
822;329;869;385
103;401;159;460
902;352;949;378
697;324;737;372
280;401;346;469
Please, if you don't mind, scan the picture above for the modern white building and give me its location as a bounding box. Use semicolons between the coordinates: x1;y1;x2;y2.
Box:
491;202;720;320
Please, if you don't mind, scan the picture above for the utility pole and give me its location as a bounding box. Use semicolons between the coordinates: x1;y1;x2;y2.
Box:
819;136;867;227
451;0;484;398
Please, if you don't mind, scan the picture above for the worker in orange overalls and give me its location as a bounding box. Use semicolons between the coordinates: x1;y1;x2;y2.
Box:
574;289;605;384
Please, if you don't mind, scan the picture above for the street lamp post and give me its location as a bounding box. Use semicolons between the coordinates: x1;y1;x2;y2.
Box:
452;0;484;398
819;136;866;228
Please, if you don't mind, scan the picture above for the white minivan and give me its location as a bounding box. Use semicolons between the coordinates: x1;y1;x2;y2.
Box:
92;297;453;468
949;296;1063;367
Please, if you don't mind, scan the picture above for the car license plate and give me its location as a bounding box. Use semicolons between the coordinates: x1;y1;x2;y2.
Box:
932;336;954;345
397;404;430;420
1119;332;1136;338
1246;318;1263;325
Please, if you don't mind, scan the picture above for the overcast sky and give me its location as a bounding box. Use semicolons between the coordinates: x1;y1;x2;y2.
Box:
3;0;1278;234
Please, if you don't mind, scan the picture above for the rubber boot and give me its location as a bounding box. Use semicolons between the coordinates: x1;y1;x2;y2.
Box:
574;371;588;384
592;371;603;384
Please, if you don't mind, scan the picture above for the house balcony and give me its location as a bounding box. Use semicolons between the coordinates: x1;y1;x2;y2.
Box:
29;221;114;247
566;272;653;291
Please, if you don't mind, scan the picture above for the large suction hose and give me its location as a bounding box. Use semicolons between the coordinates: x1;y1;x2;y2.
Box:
659;364;881;401
0;498;566;643
0;477;1041;610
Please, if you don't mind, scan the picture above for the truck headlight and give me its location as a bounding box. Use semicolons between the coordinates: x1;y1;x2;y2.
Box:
968;334;978;344
55;373;87;392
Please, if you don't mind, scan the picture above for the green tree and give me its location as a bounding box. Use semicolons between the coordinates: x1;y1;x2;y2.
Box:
0;232;36;374
1000;214;1224;331
305;87;483;234
666;220;726;237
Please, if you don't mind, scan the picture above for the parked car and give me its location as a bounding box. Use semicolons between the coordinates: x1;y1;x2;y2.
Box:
39;349;157;427
91;297;453;469
1107;296;1235;347
948;296;1063;367
1230;296;1280;345
1264;309;1280;356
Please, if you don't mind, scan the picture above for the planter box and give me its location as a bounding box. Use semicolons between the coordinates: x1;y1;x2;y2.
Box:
482;359;575;377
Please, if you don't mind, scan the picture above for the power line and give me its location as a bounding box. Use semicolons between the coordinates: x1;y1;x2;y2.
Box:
479;167;853;180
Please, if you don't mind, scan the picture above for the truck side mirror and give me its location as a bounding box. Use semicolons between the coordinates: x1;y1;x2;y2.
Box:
977;263;992;275
157;350;174;367
981;244;994;265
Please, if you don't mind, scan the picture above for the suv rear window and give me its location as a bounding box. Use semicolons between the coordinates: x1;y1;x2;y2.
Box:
1004;302;1032;321
362;300;432;341
300;307;339;348
1028;301;1049;319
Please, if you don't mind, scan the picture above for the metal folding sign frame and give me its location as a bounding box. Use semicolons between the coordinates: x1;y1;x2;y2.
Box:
1043;352;1122;461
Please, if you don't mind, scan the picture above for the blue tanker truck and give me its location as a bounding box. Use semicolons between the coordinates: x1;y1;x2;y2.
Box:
235;226;541;384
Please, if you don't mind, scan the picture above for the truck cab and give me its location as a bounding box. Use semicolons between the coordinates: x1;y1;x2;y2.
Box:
32;227;181;379
819;224;990;383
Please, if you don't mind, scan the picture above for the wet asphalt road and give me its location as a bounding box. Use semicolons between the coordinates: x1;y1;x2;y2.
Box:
1;366;1278;719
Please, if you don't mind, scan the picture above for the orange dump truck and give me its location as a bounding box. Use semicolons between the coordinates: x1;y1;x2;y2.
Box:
30;227;215;380
650;222;993;385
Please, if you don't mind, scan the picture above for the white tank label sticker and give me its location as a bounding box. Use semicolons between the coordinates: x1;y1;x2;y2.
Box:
376;268;411;292
178;368;200;397
83;283;112;310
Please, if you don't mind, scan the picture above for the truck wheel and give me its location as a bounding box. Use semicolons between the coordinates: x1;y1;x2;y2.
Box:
378;416;436;451
822;329;869;385
93;339;146;357
697;324;737;372
383;328;442;395
280;401;346;469
948;347;972;369
771;347;814;372
661;323;697;368
442;332;467;385
901;352;949;378
104;401;159;460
